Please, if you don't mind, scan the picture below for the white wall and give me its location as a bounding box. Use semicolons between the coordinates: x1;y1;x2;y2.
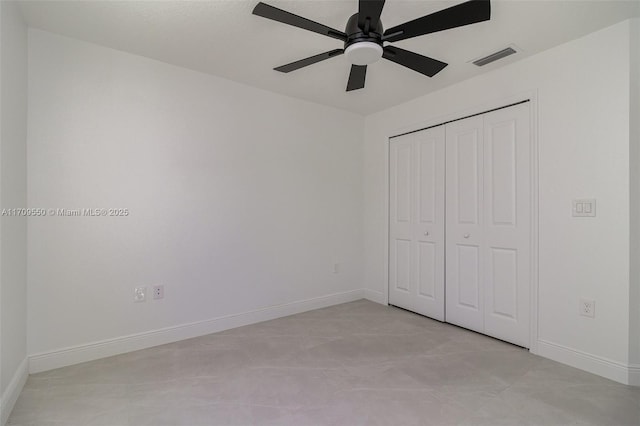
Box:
363;21;634;383
27;29;364;369
630;18;640;375
0;0;28;423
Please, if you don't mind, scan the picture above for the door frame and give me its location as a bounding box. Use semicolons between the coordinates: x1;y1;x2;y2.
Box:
384;91;540;354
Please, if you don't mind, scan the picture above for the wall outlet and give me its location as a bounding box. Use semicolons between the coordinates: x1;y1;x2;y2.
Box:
152;285;164;300
134;286;147;303
580;298;595;318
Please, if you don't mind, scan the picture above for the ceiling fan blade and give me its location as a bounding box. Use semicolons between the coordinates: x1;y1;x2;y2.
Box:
358;0;386;33
253;2;348;41
383;0;490;43
274;49;344;73
346;65;367;91
383;46;447;77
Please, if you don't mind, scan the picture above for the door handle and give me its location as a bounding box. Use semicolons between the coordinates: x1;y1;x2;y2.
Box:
463;233;470;239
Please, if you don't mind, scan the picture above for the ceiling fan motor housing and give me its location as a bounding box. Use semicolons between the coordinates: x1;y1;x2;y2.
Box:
344;13;384;66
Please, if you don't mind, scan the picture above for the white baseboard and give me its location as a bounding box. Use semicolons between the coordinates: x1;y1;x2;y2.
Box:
537;339;634;385
363;289;386;305
29;289;365;374
1;358;28;426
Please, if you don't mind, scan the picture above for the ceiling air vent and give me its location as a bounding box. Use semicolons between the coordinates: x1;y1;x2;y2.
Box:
472;47;517;67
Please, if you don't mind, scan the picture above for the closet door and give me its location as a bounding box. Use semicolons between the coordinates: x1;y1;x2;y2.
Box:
445;116;485;333
446;103;531;347
389;126;445;320
482;103;530;347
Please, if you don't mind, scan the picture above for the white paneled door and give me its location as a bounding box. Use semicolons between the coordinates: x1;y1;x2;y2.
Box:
444;115;485;333
389;126;446;321
482;104;531;347
446;102;531;347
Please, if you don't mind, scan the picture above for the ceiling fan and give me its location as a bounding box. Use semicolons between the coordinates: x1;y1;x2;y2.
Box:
252;0;491;91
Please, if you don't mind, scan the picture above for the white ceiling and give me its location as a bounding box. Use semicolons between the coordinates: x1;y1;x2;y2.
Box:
19;0;640;115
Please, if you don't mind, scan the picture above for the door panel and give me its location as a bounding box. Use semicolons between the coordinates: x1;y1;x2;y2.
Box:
396;144;412;223
389;138;414;309
445;104;530;347
483;103;530;347
456;131;481;225
415;128;446;320
457;244;480;309
488;121;517;226
395;239;411;292
489;247;518;319
446;116;484;332
418;241;436;299
389;126;445;320
419;139;437;224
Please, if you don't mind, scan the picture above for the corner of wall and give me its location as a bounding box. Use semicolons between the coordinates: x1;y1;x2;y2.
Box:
0;358;27;426
0;1;29;423
363;289;385;305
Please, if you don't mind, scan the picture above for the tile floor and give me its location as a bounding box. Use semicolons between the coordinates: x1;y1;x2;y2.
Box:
8;300;640;425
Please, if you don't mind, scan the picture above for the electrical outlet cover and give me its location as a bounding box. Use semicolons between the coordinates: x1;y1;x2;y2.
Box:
579;298;595;318
134;286;147;303
153;285;164;300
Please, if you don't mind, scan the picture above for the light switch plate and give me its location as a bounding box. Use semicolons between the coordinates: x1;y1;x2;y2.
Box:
572;199;596;217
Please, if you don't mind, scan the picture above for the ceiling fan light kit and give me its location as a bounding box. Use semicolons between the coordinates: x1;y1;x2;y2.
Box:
253;0;491;92
345;42;383;66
